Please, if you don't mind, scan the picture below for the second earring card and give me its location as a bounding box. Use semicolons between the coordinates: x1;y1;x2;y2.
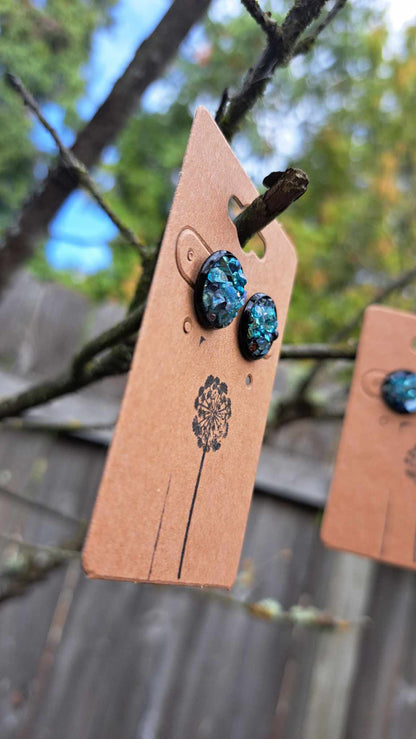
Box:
83;107;297;589
322;305;416;571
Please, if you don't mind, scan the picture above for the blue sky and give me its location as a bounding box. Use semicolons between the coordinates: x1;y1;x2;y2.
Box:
39;0;415;275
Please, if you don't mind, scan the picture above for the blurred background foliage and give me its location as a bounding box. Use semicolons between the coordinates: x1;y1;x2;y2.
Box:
1;0;415;342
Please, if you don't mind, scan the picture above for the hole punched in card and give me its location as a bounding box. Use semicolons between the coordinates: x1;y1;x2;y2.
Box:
83;107;297;589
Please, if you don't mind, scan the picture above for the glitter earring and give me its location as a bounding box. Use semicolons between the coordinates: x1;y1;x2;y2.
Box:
381;370;416;414
194;250;247;329
238;293;279;360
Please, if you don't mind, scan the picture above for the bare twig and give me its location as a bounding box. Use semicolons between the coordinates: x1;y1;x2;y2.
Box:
0;535;364;628
6;73;145;256
240;0;278;38
0;484;84;525
0;338;136;421
214;88;229;123
0;339;354;425
217;0;335;139
0;535;82;603
0;418;116;436
280;342;356;360
0;306;144;420
292;0;348;56
235;168;309;246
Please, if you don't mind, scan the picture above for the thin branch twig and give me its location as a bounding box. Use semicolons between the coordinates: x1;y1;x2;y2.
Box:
0;309;143;420
217;0;336;139
6;73;146;256
240;0;278;38
0;484;83;525
0;535;365;628
0;535;82;603
292;0;348;56
0;418;116;435
234;168;309;246
280;342;356;360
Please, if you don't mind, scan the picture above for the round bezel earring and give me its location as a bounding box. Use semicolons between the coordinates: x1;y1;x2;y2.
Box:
194;250;247;329
238;292;279;360
381;369;416;414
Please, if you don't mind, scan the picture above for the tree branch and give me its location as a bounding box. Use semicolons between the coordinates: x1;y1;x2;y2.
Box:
217;0;335;140
240;0;278;38
0;534;364;628
0;0;213;290
0;340;354;424
280;342;356;360
292;0;348;56
0;535;82;603
0;303;144;420
0;484;83;525
6;73;145;255
234;168;309;246
0;418;116;436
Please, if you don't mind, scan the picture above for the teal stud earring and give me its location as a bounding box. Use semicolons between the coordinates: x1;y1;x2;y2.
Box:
194;250;247;329
239;293;279;360
381;370;416;414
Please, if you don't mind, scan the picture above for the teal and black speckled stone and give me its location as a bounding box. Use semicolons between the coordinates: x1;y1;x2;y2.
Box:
381;370;416;414
194;250;247;329
239;293;279;360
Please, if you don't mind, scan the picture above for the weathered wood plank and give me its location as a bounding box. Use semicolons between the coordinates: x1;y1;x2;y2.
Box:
345;564;416;739
21;498;327;739
0;428;107;737
300;554;375;739
0;272;90;376
0;269;109;739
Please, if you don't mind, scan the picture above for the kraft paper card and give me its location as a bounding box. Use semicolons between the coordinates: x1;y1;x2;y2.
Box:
83;107;297;588
322;305;416;570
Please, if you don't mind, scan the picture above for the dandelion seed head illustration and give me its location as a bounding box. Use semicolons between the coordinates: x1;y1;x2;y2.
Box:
192;375;232;452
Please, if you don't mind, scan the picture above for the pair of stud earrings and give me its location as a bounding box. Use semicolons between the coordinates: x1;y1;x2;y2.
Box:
194;250;279;360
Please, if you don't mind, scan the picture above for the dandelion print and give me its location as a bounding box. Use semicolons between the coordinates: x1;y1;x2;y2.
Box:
178;375;232;579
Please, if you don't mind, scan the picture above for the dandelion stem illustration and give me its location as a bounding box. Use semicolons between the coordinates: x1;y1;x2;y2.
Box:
379;489;392;557
148;476;171;579
178;375;232;580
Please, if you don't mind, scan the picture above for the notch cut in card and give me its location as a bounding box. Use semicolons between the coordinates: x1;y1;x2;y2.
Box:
83;107;297;589
322;306;416;571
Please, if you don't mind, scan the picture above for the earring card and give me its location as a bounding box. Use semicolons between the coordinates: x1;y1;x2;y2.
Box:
321;305;416;571
83;107;297;589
